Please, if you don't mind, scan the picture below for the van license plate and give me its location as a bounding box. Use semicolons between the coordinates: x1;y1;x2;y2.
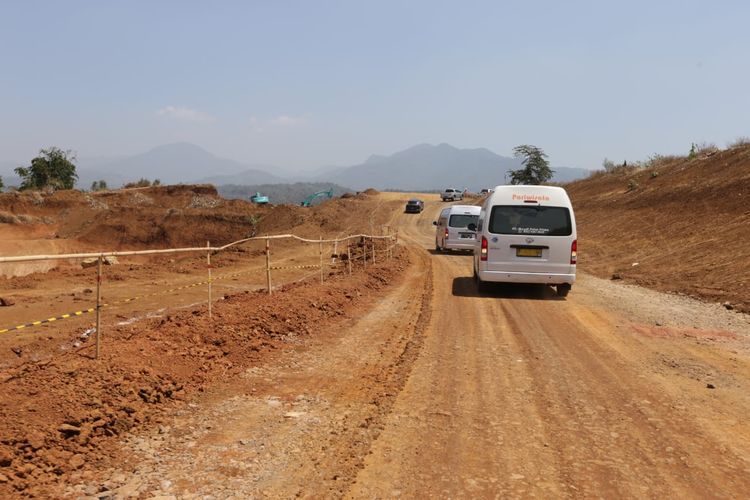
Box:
460;233;474;239
517;248;542;257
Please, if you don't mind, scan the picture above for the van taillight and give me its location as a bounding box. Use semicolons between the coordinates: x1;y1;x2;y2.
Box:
481;236;488;261
444;228;449;239
571;239;577;265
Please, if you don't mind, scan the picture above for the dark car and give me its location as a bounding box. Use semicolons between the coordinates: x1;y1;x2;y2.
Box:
404;199;425;213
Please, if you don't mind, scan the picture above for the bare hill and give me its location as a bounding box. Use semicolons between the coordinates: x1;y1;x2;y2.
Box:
321;143;589;190
567;144;750;312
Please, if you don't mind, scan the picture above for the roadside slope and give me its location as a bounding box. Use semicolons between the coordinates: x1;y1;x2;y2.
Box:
566;144;750;312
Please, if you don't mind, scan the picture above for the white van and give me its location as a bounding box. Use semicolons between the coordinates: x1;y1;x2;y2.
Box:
469;185;577;296
433;205;481;252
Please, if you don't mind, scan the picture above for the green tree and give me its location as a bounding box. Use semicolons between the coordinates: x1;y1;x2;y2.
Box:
509;145;554;185
123;178;153;188
0;176;4;191
91;180;108;191
15;147;78;191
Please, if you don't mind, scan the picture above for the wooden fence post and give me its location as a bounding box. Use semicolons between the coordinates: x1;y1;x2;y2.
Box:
347;242;352;275
207;241;212;319
266;237;272;295
95;254;103;359
319;235;324;283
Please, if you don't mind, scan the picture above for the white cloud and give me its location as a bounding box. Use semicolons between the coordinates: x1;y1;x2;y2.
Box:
248;116;264;132
269;114;307;126
156;106;215;123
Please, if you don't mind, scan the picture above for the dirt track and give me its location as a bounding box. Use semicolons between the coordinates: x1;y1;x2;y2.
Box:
353;195;750;498
50;193;750;498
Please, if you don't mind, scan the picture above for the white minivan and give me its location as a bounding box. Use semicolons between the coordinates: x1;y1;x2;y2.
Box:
469;185;577;297
433;205;481;252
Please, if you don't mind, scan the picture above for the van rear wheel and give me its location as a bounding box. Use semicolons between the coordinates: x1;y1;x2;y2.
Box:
475;268;490;294
556;284;571;297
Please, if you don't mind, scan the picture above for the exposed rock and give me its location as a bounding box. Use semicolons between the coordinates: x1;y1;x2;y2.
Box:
69;454;85;469
58;424;82;436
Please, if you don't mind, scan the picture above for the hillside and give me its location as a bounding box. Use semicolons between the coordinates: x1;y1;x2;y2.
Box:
97;143;284;185
321;143;589;190
1;142;591;192
0;184;384;278
217;182;352;205
567;144;750;312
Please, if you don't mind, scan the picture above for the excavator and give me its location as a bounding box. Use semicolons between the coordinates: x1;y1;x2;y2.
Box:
250;192;269;204
300;188;333;207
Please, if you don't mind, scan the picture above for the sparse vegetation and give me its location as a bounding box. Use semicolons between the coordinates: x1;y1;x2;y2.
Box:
91;180;108;191
0;176;4;191
728;137;750;148
14;147;78;191
627;179;639;192
123;178;161;188
602;158;617;172
509;145;553;185
246;214;261;237
688;143;698;160
218;182;352;205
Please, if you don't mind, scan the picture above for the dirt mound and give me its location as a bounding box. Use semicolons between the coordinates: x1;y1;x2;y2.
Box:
0;250;408;497
566;144;750;312
0;186;402;278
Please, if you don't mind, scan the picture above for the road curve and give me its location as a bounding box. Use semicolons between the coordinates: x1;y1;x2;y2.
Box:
350;194;750;498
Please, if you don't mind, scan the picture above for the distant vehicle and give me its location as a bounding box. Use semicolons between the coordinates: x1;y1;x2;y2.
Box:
433;205;480;252
480;188;494;195
441;188;463;201
250;192;269;204
301;188;334;207
469;185;577;297
404;199;425;213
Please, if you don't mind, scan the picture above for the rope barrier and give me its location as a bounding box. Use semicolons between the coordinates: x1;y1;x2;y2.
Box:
0;232;399;335
0;267;261;334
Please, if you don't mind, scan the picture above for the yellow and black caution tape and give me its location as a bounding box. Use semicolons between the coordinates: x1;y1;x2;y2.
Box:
270;264;321;270
0;308;97;334
1;248;398;335
0;267;262;335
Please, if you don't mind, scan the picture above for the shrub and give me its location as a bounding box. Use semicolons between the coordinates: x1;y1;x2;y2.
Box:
91;180;108;191
123;178;159;189
627;179;639;192
728;137;750;149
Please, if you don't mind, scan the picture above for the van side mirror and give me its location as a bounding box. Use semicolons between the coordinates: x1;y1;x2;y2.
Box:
467;223;477;232
432;221;437;226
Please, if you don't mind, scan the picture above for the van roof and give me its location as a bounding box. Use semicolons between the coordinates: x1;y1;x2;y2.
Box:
487;185;572;206
444;204;481;214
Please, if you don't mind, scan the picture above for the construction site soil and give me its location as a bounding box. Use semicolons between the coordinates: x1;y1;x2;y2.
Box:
0;255;407;497
0;187;403;496
566;144;750;313
0;156;748;497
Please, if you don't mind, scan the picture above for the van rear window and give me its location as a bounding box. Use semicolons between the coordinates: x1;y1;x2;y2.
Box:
488;206;572;236
449;214;478;228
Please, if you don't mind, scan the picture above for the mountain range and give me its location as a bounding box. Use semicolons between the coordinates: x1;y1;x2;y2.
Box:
0;142;591;191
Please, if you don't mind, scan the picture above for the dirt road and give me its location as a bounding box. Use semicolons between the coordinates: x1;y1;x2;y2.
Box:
69;193;750;498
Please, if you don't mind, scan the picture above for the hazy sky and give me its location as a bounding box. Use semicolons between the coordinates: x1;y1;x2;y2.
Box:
1;0;748;170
